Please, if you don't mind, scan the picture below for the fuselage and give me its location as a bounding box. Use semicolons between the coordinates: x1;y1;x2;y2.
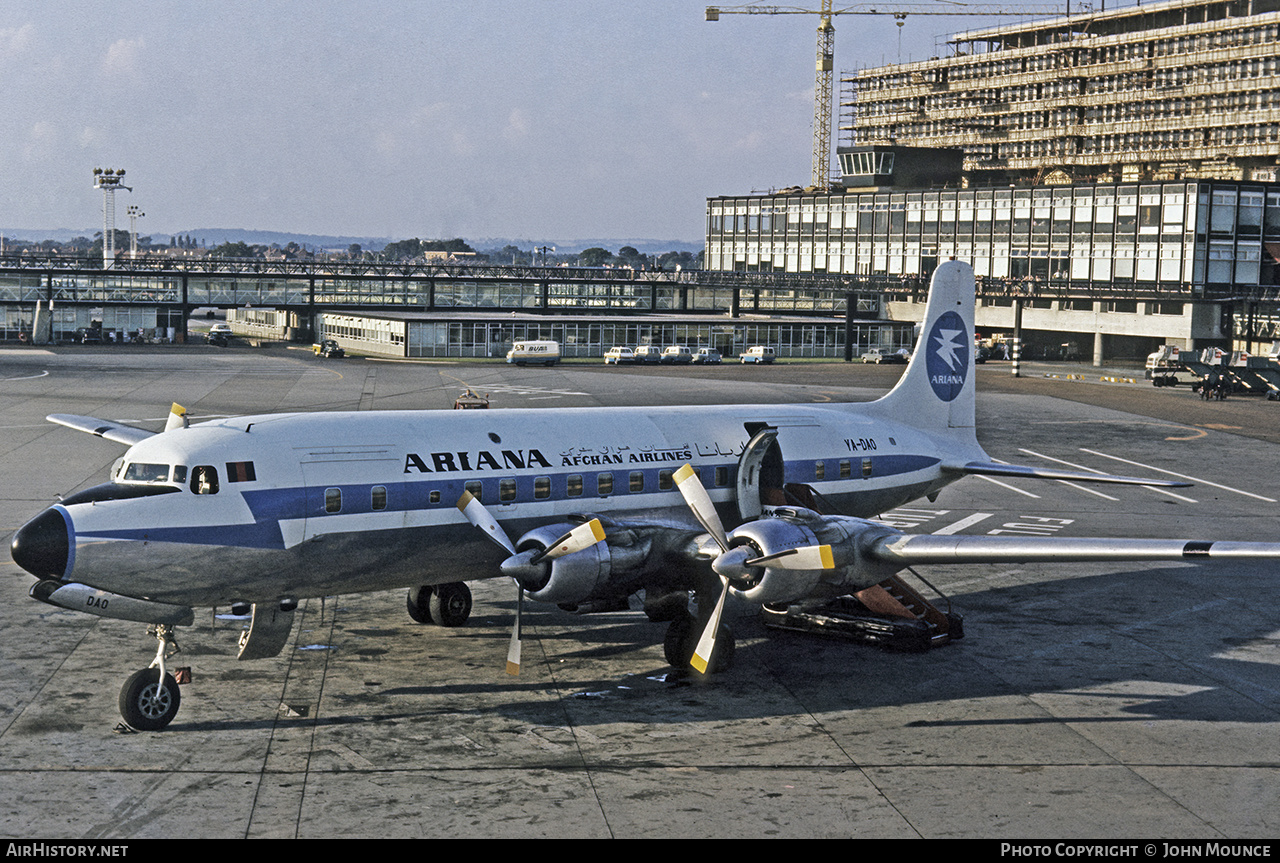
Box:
13;400;982;609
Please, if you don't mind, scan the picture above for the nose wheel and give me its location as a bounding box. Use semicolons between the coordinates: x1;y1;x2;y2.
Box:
119;668;181;731
118;624;183;731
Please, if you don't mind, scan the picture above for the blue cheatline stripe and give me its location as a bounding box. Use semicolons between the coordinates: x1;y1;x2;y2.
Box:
71;455;943;548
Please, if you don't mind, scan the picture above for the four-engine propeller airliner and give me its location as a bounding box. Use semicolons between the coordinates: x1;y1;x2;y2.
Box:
12;261;1280;731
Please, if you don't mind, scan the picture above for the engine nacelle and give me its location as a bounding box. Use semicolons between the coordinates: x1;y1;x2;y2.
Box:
722;508;903;604
512;523;612;605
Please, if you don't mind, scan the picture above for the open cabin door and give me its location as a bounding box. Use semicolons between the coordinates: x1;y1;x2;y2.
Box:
736;425;782;523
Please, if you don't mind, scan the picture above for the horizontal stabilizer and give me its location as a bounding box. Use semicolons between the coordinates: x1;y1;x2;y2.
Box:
870;534;1280;566
47;414;156;447
955;460;1191;488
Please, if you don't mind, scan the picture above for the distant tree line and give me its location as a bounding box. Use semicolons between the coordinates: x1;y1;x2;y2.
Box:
2;232;704;270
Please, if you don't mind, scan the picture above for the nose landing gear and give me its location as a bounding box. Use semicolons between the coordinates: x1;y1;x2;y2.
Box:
118;624;183;731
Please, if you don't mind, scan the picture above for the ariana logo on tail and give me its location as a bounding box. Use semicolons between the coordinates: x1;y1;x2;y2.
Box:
924;310;969;402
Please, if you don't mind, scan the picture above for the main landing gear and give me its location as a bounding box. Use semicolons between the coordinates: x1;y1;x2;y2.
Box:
118;624;183;731
646;590;735;675
406;582;473;627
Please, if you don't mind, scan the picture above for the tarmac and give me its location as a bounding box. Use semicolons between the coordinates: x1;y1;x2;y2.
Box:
1;342;1277;839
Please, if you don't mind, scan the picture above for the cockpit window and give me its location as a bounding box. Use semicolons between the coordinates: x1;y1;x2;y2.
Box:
191;465;219;495
226;461;256;483
123;462;171;483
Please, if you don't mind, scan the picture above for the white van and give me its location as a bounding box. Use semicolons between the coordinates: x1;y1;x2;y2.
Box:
740;345;776;364
506;340;560;366
660;345;693;364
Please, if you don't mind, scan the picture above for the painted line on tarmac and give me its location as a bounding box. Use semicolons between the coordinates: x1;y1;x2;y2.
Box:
1080;447;1276;503
932;512;994;535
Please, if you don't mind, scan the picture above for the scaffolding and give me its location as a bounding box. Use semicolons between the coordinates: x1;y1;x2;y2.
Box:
841;0;1280;184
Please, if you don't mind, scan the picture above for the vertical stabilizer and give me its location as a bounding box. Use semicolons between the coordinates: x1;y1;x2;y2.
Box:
866;261;977;437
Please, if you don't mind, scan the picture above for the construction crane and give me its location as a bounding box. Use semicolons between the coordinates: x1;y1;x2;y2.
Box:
706;2;1065;190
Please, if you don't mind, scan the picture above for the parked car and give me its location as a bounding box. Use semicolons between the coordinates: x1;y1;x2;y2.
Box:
604;346;635;364
206;331;228;347
208;322;232;337
740;346;776;364
692;348;723;364
860;348;906;364
660;345;693;364
634;345;662;364
313;338;345;358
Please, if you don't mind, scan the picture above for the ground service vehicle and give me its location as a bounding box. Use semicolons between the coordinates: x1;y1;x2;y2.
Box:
740;346;775;364
506;340;560;366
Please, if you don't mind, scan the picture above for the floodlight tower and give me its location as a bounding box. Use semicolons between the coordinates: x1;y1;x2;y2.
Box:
127;205;145;258
92;168;132;268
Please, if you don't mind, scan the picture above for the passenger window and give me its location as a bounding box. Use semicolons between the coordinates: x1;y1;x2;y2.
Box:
429;490;441;504
567;475;583;497
325;488;342;513
191;466;219;495
598;473;613;496
629;471;644;493
465;480;483;502
658;469;674;490
714;466;729;487
862;458;873;478
814;461;825;481
371;486;387;511
499;478;517;502
839;459;851;479
534;476;551;499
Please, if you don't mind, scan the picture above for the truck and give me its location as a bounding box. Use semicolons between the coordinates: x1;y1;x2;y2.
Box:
506;340;560;366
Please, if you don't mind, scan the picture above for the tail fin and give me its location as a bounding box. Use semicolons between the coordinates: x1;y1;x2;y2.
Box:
865;261;977;437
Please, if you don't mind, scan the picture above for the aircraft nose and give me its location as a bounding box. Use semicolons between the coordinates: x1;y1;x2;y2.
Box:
10;507;71;579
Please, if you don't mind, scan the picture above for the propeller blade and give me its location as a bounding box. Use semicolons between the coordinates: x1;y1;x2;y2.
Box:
456;490;516;555
164;403;189;432
674;464;729;551
529;518;605;564
744;544;835;570
690;577;729;675
506;583;523;676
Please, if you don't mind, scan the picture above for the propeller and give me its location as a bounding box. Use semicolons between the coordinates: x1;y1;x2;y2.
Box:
672;464;733;673
673;464;836;673
456;491;604;675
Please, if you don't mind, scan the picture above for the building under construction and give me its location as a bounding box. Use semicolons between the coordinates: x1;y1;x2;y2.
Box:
705;0;1280;360
842;0;1280;185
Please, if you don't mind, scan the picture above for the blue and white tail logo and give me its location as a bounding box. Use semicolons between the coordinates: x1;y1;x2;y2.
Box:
924;310;969;402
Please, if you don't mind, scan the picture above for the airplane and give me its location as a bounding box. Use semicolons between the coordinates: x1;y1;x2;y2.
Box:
11;260;1280;731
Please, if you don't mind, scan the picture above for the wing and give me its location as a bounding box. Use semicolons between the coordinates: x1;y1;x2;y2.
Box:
953;460;1191;488
47;403;187;445
869;534;1280;565
47;414;156;446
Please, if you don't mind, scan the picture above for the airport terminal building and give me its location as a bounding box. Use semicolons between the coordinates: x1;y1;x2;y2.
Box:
706;0;1280;360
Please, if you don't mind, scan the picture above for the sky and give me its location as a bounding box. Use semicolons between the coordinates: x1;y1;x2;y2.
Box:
2;0;1083;247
